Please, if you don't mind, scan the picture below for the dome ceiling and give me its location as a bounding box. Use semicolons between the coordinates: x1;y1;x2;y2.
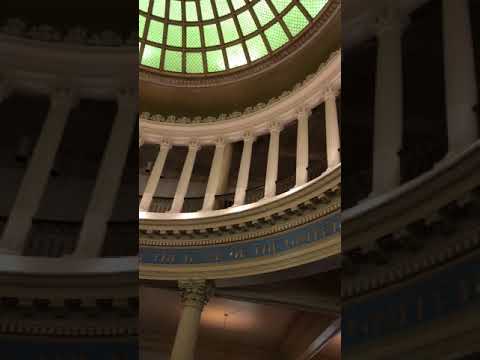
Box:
139;0;329;75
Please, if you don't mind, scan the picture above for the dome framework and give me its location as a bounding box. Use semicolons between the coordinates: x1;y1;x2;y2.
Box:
139;0;328;75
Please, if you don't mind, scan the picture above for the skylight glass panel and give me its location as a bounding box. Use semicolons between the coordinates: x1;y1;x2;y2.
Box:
226;44;247;68
147;20;164;43
204;24;221;46
185;1;199;22
299;0;328;18
169;0;182;21
139;0;330;74
283;5;309;37
186;52;204;73
200;0;215;21
152;0;166;17
166;24;182;47
221;18;239;43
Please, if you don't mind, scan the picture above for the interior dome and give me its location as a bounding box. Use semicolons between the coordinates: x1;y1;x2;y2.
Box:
139;0;329;75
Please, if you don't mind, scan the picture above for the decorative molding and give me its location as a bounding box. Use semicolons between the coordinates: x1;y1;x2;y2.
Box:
0;18;136;47
139;49;341;127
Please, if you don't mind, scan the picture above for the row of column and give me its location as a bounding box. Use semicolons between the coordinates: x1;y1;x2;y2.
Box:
372;0;479;195
139;91;341;213
0;86;137;257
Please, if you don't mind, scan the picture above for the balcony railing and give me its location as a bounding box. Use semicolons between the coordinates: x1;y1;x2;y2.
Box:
19;219;136;257
145;167;323;214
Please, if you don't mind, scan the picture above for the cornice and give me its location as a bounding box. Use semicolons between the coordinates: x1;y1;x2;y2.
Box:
342;141;480;298
140;49;340;127
0;18;136;47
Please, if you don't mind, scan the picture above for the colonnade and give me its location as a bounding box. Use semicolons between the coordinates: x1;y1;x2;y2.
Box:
0;84;137;257
371;0;479;195
139;89;341;214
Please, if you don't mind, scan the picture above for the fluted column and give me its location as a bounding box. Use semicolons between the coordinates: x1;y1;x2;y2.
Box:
202;139;226;211
0;89;74;254
170;142;200;213
295;109;310;186
325;88;341;169
170;280;211;360
234;133;255;206
73;90;136;257
371;5;406;195
139;140;171;211
442;0;479;154
264;122;282;198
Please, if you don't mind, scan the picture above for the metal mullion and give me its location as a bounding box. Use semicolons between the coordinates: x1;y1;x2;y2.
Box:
181;0;187;73
294;0;314;22
227;0;251;64
209;0;229;69
248;2;272;53
160;0;172;70
264;0;294;40
195;0;208;73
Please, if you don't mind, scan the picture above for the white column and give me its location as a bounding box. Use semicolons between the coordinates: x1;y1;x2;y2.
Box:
295;109;311;186
72;90;136;257
202;138;226;211
442;0;479;154
170;142;200;213
217;142;233;195
264;122;282;198
325;88;341;169
139;135;144;148
0;89;74;254
234;133;255;206
139;140;171;211
170;280;211;360
371;5;406;195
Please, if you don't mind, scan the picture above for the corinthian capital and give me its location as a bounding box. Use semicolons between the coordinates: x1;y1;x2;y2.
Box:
179;280;212;308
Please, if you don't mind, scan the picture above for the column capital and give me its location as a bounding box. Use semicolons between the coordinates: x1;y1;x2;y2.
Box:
159;139;172;150
268;121;282;134
243;131;256;143
375;4;409;37
116;87;137;101
188;141;201;152
324;86;339;101
50;87;76;107
214;137;226;148
179;280;212;308
297;106;312;121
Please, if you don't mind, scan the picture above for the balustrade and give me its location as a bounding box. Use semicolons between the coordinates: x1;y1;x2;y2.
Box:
139;91;341;216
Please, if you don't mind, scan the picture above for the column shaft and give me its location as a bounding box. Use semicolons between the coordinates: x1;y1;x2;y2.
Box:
264;124;281;198
170;280;210;360
325;93;341;169
170;144;199;213
442;0;479;153
295;111;310;186
73;92;136;257
139;142;171;211
1;90;73;254
202;141;225;211
372;9;405;195
234;136;254;206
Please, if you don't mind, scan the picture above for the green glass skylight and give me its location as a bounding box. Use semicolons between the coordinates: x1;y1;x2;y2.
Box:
139;0;330;74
